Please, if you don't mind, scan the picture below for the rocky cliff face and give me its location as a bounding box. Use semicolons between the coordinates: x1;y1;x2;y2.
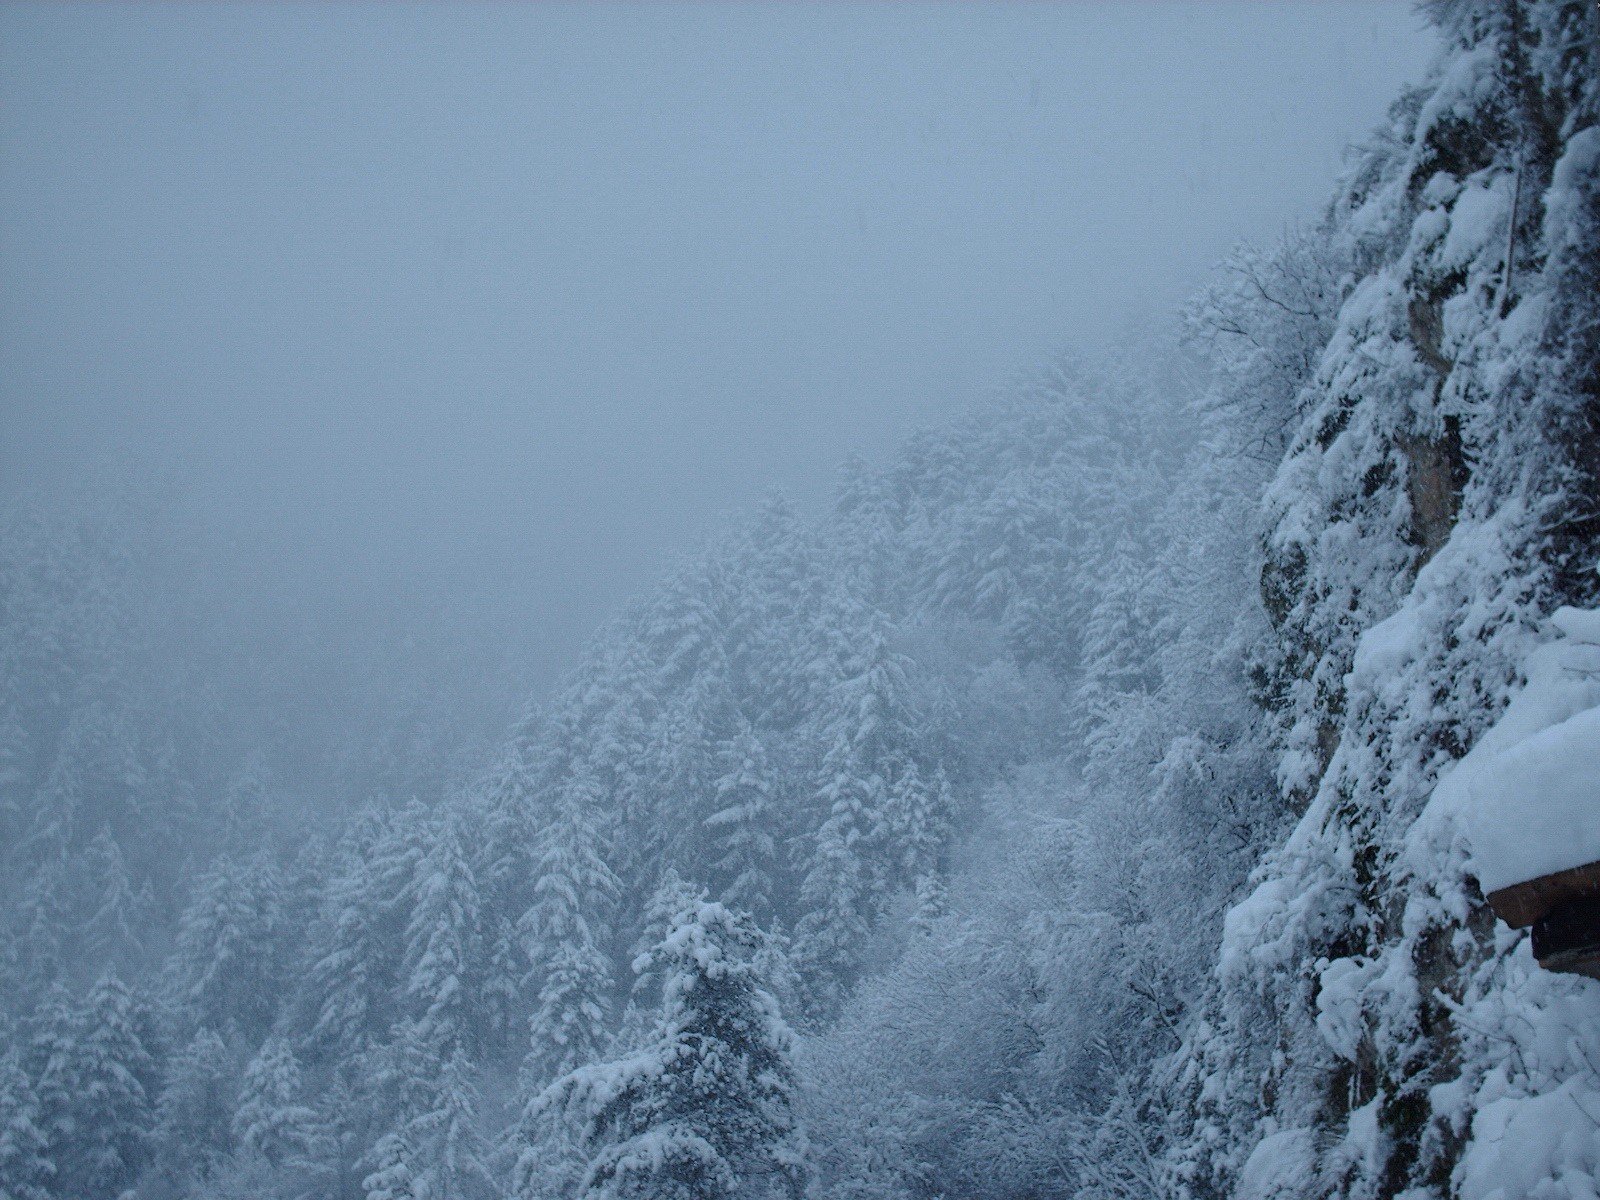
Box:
1168;4;1600;1197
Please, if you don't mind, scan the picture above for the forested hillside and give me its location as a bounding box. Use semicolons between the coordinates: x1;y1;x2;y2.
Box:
2;3;1597;1198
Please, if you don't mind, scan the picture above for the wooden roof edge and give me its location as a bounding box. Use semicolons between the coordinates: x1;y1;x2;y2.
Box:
1486;859;1600;929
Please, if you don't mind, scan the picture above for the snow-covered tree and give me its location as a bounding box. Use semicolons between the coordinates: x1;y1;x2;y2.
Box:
305;807;414;1055
218;750;273;856
80;827;148;973
644;558;731;696
169;852;284;1037
794;599;927;1010
521;765;620;1085
362;1129;420;1200
621;868;703;1028
31;974;154;1200
0;1048;51;1200
1182;225;1354;454
704;724;777;919
153;1026;237;1179
403;813;481;1057
545;900;807;1200
723;494;824;727
400;1048;496;1200
233;1036;320;1170
527;936;614;1092
884;759;952;930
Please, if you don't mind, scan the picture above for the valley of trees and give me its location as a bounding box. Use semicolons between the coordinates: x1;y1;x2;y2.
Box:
3;3;1598;1198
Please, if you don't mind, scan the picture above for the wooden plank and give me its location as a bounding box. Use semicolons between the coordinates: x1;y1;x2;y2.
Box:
1486;860;1600;929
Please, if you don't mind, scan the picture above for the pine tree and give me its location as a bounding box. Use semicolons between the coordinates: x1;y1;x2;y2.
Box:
0;699;27;878
724;493;823;728
480;908;527;1056
0;1048;51;1200
626;867;702;1016
886;760;953;930
403;813;482;1057
521;766;619;1085
402;1048;496;1200
831;454;903;605
545;901;807;1200
583;637;659;872
219;750;273;855
528;939;614;1090
644;558;730;694
153;1026;237;1177
928;469;1067;625
32;974;154;1200
362;1129;420;1200
510;1122;585;1200
10;859;66;1005
705;724;777;919
81;826;146;972
169;851;283;1037
640;684;724;873
307;807;412;1054
794;601;926;1010
233;1036;320;1169
511;769;617;1200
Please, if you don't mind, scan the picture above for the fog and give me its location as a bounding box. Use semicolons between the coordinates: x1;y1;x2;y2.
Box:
36;9;1600;1199
2;1;1431;723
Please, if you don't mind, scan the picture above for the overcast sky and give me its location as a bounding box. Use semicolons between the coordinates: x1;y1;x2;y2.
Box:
0;2;1434;692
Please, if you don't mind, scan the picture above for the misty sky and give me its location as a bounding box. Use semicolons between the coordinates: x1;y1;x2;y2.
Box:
0;2;1434;692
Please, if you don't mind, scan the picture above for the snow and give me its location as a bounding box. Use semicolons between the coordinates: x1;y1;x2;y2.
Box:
1315;955;1377;1061
6;10;1594;1199
1235;1127;1316;1200
1436;178;1508;276
1430;606;1600;896
1349;604;1424;680
1219;876;1299;983
1458;1076;1600;1200
1412;43;1499;162
1421;171;1462;208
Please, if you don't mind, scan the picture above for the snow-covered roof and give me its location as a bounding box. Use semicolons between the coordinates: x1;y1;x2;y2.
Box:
1431;607;1600;900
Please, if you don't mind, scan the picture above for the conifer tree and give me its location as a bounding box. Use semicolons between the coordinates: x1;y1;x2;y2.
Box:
644;558;730;694
584;638;658;860
403;813;481;1057
794;602;925;1008
10;859;66;1003
219;750;272;855
0;1048;51;1200
233;1036;320;1170
704;724;777;920
81;827;146;972
402;1048;496;1200
832;454;903;605
32;974;155;1200
724;494;822;727
169;852;283;1037
887;761;953;931
546;901;807;1200
522;766;619;1085
362;1129;420;1200
622;868;703;1028
153;1026;237;1178
527;938;613;1088
307;808;412;1054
